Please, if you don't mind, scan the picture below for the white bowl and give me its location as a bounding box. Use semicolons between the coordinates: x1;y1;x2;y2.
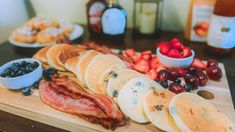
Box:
0;58;43;90
157;48;195;68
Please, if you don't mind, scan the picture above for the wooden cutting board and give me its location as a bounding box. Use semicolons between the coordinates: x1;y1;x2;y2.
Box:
0;63;234;132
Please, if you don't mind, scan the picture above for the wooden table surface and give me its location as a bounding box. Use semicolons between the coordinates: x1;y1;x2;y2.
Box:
0;25;234;132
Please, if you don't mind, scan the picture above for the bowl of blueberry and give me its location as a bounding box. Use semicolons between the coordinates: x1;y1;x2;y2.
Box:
0;58;43;90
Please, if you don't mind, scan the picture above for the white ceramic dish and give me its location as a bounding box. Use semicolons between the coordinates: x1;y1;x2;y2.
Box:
0;58;43;90
8;24;84;48
156;48;194;68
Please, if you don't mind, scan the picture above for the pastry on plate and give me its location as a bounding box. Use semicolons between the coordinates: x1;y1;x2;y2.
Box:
36;27;65;44
58;20;74;37
11;26;37;43
27;16;58;30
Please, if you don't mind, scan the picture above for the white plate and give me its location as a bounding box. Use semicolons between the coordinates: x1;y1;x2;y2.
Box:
8;24;84;48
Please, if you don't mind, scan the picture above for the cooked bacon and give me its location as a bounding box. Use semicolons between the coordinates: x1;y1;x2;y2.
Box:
39;77;125;129
84;42;132;63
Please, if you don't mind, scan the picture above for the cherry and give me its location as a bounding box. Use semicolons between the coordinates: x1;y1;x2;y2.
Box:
157;70;168;82
168;69;181;81
184;75;199;90
169;83;185;94
206;66;222;80
207;59;218;68
187;66;198;76
196;71;208;86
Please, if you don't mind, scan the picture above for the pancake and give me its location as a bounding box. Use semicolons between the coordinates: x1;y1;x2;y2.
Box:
76;50;100;86
117;77;162;123
57;47;86;67
64;56;81;74
169;93;233;132
97;64;126;95
33;46;51;63
85;54;126;93
106;69;145;98
46;44;74;71
143;89;180;131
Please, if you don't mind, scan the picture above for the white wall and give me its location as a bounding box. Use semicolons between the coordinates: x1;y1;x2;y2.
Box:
0;0;190;42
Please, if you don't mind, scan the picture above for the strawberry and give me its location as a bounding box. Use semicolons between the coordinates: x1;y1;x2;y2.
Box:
125;49;135;58
156;64;166;72
130;54;140;63
132;59;150;74
168;49;183;58
170;38;184;50
157;42;171;55
141;50;152;55
177;68;187;77
192;58;207;70
182;47;192;57
150;56;160;69
145;68;158;80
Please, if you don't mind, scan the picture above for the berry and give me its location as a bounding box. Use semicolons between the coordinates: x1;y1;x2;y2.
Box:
174;78;181;84
170;38;184;50
43;68;58;80
184;75;199;90
145;68;158;80
207;59;218;68
169;83;185;94
168;69;181;81
182;47;192;57
206;66;222;80
177;68;187;77
125;49;135;58
192;58;207;70
167;49;183;58
159;81;168;89
132;59;150;74
150;55;159;69
157;70;168;82
196;71;208;86
33;81;39;89
187;66;198;76
22;87;32;96
157;42;171;55
184;84;192;92
118;50;123;55
140;50;152;61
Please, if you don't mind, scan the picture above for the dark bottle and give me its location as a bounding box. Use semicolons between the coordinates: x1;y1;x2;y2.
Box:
87;0;106;34
206;0;235;56
101;0;127;40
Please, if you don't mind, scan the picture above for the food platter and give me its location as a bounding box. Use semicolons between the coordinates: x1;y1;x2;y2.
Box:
0;44;234;132
8;24;84;48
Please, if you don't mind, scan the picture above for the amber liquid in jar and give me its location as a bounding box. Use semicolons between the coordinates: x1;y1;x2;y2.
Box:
206;0;235;55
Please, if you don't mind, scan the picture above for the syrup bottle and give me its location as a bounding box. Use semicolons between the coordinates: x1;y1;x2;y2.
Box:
87;0;106;34
206;0;235;55
101;0;127;40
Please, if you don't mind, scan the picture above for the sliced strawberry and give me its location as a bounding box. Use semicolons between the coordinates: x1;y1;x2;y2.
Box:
130;54;140;63
156;64;166;72
157;42;171;55
125;49;135;58
170;38;184;50
177;68;187;77
150;56;160;69
167;49;183;58
182;47;192;57
132;59;150;74
145;68;157;80
141;50;152;55
192;58;207;70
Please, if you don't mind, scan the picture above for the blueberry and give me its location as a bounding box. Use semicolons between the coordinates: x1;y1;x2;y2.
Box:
25;64;34;73
22;87;32;96
43;68;57;80
16;69;24;76
184;84;192;92
32;62;39;68
118;50;123;55
174;78;181;84
20;61;28;67
33;81;39;89
159;81;168;89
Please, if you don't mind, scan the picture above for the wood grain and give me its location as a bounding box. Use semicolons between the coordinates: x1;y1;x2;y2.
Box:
0;64;234;131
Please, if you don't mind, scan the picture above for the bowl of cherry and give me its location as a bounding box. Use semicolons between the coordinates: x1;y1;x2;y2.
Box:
0;58;43;90
156;38;195;68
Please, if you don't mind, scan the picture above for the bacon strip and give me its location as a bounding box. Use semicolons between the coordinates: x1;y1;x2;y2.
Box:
39;77;125;129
